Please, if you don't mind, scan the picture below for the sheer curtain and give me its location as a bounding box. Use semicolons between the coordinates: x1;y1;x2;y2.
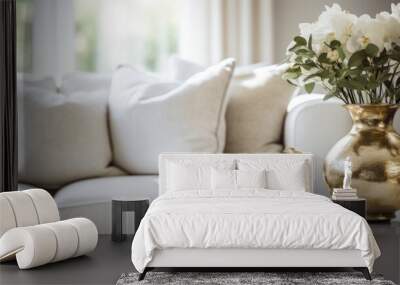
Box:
178;0;275;66
0;0;18;192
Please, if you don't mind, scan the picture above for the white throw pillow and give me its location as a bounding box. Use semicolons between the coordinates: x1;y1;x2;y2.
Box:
109;59;235;174
167;57;295;153
18;87;120;190
211;169;267;190
237;158;308;191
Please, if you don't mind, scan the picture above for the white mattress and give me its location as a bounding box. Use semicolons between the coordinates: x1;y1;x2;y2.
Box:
131;190;380;272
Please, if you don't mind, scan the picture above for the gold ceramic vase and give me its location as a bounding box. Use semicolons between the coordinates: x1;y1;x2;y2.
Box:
324;104;400;220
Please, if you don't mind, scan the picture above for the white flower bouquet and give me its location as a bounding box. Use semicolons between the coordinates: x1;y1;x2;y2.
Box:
284;4;400;104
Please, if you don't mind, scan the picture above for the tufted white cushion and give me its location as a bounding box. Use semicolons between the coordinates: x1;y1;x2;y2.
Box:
0;218;97;269
0;189;60;237
109;59;235;174
0;189;98;269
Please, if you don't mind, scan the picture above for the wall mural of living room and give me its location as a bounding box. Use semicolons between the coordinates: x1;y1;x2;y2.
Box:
1;0;400;284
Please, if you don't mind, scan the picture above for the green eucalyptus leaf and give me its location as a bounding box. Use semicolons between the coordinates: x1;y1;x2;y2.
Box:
318;53;331;64
337;47;346;61
365;43;379;57
284;72;301;80
348;50;366;67
346;69;362;77
286;80;298;87
330;40;341;49
323;93;336;101
304;82;315;93
288;44;300;52
304;73;318;81
295;49;310;55
286;67;301;73
294;36;307;46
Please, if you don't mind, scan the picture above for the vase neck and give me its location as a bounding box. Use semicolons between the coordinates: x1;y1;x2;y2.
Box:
345;105;399;129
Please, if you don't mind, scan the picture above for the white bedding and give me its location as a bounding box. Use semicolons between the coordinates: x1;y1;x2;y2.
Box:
131;190;380;273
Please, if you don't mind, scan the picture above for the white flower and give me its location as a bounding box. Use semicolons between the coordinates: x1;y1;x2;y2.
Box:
317;4;356;43
346;15;386;53
391;3;400;20
376;10;400;47
299;4;356;54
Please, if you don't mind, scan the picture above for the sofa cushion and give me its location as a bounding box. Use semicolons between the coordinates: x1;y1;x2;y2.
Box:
109;59;235;174
167;57;295;153
18;85;119;190
54;176;159;208
60;72;112;94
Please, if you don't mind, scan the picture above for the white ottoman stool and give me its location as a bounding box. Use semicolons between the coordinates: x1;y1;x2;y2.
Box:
0;189;98;269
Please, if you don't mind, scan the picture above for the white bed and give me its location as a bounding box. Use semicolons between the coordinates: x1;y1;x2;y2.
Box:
131;153;380;280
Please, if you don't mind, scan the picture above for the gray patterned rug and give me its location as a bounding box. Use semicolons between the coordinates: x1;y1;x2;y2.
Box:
116;272;396;285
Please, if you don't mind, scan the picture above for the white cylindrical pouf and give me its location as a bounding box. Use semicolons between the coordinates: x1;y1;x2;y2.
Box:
0;218;98;269
1;192;39;227
0;196;17;237
64;218;98;257
0;226;57;269
24;189;60;223
42;221;79;262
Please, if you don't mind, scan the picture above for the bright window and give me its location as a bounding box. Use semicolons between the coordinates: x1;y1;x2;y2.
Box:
74;0;181;73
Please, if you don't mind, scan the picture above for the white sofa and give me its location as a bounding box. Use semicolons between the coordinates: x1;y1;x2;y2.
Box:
19;62;400;234
19;93;400;233
285;94;400;197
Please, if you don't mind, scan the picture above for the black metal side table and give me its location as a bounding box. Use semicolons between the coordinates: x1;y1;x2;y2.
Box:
112;198;149;242
332;198;366;218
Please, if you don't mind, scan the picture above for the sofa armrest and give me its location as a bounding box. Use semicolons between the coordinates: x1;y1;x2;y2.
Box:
284;94;400;196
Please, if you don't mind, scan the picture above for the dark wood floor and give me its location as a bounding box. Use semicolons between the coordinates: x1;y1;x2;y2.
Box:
1;222;399;285
0;236;133;285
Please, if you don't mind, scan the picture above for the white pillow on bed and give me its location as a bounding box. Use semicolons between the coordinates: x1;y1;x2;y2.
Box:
167;160;235;191
237;159;308;191
211;169;267;190
237;169;267;189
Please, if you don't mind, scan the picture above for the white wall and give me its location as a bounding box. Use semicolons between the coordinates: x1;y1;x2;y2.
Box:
271;0;398;63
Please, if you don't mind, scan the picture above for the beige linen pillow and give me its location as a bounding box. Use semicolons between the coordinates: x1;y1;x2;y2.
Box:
225;66;295;153
18;86;118;190
167;57;295;153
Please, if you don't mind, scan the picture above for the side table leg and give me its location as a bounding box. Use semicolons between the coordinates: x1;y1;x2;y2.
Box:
112;201;124;242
